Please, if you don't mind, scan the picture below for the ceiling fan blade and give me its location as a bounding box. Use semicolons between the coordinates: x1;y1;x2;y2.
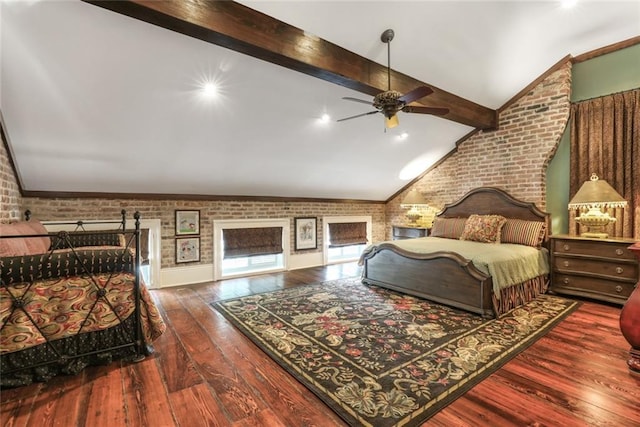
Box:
402;105;450;116
398;86;434;104
342;97;373;106
336;110;379;122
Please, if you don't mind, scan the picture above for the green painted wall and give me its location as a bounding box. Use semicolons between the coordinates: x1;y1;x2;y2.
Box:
546;129;570;235
572;44;640;102
545;43;640;235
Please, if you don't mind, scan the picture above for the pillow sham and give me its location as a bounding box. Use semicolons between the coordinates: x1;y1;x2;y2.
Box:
0;223;30;257
459;214;507;243
0;221;51;256
501;218;546;248
430;217;468;239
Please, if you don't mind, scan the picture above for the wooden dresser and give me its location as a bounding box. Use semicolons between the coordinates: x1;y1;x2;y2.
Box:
550;234;639;305
392;226;430;240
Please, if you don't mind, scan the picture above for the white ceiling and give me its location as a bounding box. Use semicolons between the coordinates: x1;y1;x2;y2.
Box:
2;1;639;201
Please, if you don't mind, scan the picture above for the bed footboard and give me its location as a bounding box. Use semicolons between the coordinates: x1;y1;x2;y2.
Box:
361;243;494;317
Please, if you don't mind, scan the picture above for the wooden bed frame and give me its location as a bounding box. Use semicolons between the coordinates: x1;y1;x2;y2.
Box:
360;187;550;317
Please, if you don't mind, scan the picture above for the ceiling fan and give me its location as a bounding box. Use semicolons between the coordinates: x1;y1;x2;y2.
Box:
337;29;449;129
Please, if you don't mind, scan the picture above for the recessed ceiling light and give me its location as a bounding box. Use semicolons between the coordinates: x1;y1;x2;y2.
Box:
202;82;218;97
561;0;578;9
319;113;331;124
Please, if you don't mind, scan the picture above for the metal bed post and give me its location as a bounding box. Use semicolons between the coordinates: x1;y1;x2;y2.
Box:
133;211;146;360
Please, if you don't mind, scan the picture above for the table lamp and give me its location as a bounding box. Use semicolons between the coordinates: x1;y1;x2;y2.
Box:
568;173;627;238
401;189;429;224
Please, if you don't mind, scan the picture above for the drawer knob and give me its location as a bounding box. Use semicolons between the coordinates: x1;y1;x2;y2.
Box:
616;285;623;293
563;277;570;284
615;248;624;256
616;267;624;274
563;244;570;251
563;261;570;267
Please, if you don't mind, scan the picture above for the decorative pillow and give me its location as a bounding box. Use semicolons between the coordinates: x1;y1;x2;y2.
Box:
24;220;51;253
501;219;546;248
0;221;51;256
459;214;507;243
0;223;30;257
430;218;468;239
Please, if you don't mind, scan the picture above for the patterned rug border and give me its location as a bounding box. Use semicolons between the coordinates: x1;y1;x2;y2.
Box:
211;278;580;426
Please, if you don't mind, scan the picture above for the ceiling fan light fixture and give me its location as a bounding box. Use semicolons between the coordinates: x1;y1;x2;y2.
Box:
336;28;447;127
386;114;399;129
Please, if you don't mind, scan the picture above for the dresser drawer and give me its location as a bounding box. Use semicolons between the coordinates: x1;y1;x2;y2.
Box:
553;256;638;281
552;273;635;302
553;239;636;261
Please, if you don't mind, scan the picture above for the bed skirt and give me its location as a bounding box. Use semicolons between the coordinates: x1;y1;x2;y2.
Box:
492;275;549;316
0;315;154;387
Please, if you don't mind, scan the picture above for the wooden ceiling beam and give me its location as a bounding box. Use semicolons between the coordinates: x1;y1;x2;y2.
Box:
84;0;497;129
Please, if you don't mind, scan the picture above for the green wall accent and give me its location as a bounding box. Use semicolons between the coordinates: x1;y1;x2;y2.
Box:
545;42;640;235
546;128;570;235
572;43;640;102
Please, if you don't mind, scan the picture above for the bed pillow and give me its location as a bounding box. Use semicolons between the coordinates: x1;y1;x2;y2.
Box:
430;217;468;239
459;214;507;243
0;221;51;256
0;223;30;256
501;219;546;248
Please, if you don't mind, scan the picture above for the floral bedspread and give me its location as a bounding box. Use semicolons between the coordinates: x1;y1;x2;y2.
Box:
1;272;165;355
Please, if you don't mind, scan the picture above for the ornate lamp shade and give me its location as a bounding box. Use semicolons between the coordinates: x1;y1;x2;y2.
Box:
401;189;429;224
568;173;627;238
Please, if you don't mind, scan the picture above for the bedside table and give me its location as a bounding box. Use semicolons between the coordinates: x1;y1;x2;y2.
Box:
550;234;639;305
392;225;430;240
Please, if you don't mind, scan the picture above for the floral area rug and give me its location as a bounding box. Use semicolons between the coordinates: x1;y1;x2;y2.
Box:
211;277;579;427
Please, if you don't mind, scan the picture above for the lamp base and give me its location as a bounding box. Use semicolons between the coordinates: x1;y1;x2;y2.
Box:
580;231;609;239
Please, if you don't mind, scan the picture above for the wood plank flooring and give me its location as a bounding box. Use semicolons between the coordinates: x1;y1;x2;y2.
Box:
2;263;639;426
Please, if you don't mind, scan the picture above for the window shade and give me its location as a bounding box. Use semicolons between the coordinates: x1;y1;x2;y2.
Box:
223;227;283;259
328;222;367;247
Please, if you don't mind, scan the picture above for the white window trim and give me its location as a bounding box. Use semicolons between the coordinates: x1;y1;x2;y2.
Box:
322;215;372;265
213;218;290;281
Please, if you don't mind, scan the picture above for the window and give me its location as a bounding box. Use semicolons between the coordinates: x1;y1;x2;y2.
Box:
213;219;290;280
323;216;371;264
327;244;367;262
221;253;283;275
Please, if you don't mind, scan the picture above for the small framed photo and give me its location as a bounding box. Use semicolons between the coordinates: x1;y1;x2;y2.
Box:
176;237;200;263
294;217;317;250
176;210;200;235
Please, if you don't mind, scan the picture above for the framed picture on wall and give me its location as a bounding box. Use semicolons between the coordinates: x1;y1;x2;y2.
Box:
294;217;317;250
176;237;200;263
175;210;200;235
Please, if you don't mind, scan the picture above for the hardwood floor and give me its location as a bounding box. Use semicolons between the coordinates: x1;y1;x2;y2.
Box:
2;263;639;426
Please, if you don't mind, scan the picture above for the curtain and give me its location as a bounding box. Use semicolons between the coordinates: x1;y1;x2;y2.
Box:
223;227;283;259
569;88;640;239
328;222;367;247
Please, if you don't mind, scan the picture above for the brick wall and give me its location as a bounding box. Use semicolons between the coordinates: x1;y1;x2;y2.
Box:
0;141;22;221
386;61;572;238
21;197;385;268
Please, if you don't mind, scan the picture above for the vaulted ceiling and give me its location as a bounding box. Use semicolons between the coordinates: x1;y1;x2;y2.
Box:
2;1;639;201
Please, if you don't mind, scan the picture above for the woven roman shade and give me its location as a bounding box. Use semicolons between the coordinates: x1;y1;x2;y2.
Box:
223;227;283;259
328;222;367;247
